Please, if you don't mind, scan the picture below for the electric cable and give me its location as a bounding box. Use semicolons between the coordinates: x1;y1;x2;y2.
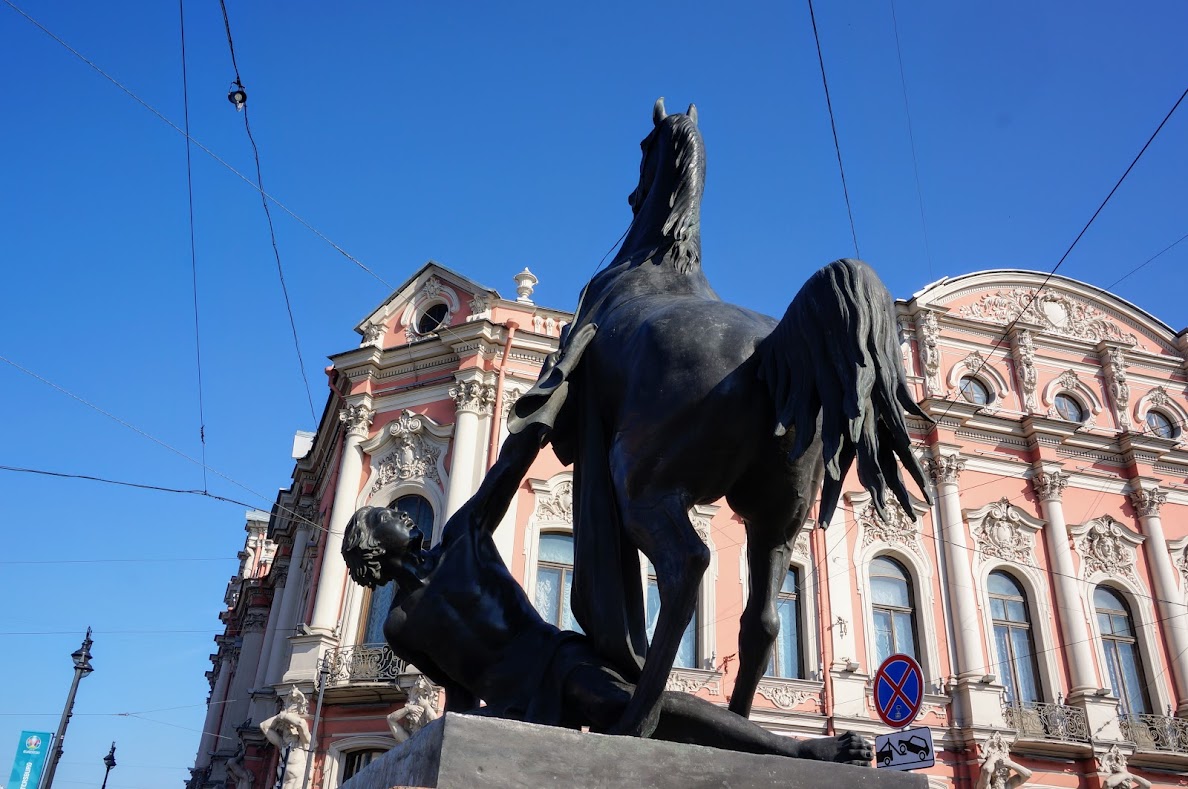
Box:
1;0;390;289
178;0;208;491
807;0;860;258
889;0;933;279
216;0;317;424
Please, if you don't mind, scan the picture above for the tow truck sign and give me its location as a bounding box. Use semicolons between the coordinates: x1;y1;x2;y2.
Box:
875;726;935;771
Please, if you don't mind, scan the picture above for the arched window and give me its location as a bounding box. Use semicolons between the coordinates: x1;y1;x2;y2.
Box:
766;566;802;679
1095;586;1150;715
342;748;386;780
988;571;1040;705
646;561;698;669
870;557;918;665
1054;393;1086;423
416;302;449;335
1146;409;1176;439
360;495;434;645
534;532;581;632
959;376;992;406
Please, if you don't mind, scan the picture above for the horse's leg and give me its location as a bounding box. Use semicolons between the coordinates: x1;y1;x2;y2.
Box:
729;536;794;718
727;449;822;719
609;490;709;738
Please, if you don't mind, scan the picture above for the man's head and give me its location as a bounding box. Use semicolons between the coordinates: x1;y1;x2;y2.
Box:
342;506;423;588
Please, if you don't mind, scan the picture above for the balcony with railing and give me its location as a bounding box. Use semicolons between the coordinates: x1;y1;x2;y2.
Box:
324;644;407;687
1002;700;1090;745
1120;713;1188;755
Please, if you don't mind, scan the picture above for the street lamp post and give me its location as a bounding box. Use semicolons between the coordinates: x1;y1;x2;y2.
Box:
39;628;94;789
100;743;116;789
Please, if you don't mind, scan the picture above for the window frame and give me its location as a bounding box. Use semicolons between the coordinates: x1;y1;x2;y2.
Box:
764;564;804;679
1093;584;1152;715
869;555;921;666
958;375;992;406
987;570;1042;705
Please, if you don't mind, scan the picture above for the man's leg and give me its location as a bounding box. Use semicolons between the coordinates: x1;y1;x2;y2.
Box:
651;692;872;766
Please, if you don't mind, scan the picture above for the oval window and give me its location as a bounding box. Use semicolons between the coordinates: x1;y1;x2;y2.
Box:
958;376;991;406
1146;410;1175;439
1054;393;1085;423
416;303;449;335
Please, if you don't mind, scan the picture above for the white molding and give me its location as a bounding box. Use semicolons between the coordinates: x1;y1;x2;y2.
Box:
1083;574;1173;715
848;490;942;684
321;734;398;789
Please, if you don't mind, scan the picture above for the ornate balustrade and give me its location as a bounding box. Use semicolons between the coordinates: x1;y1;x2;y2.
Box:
1120;713;1188;753
1002;700;1090;743
324;644;406;685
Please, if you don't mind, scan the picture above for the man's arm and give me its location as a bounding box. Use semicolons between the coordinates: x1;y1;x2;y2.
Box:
441;422;549;543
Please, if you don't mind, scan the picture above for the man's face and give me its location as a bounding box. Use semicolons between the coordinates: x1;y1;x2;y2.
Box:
369;508;418;577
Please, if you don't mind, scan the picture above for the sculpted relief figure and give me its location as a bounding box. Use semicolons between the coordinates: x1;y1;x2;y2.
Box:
387;674;440;743
1101;745;1152;789
343;99;928;760
259;687;311;789
975;732;1031;789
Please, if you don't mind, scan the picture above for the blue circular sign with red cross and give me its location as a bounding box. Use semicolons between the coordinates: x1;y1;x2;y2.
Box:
873;653;924;728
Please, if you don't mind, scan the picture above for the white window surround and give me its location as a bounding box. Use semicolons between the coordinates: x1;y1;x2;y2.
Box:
1133;387;1188;441
1082;577;1170;713
964;499;1062;699
355;410;451;538
1041;369;1104;427
945;353;1010;413
523;473;718;668
973;560;1062;703
399;276;461;342
321;734;398;789
849;490;942;685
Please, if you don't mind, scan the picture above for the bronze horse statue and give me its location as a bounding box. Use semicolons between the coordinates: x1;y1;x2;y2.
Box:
508;98;930;737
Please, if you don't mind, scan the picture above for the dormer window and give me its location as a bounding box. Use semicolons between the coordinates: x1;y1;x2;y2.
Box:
416;303;449;335
1054;393;1085;423
958;375;991;406
1146;409;1176;439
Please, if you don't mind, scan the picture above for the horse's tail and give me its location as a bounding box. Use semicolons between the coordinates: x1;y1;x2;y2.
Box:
757;258;931;525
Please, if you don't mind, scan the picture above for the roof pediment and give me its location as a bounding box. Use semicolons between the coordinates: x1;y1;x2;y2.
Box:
353;261;501;348
907;270;1179;356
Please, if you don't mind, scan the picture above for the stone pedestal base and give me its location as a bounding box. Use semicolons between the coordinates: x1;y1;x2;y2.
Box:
341;713;928;789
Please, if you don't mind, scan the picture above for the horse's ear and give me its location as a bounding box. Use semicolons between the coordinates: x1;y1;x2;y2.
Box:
687;104;698;126
653;97;667;126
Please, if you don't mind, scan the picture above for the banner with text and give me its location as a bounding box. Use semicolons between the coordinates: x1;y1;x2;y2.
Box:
6;731;52;789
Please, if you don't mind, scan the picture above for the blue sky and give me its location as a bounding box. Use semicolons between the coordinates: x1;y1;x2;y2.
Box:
1;2;1185;786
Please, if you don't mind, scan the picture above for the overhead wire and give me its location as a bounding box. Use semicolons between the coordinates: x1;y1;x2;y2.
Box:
807;0;860;258
918;83;1188;438
1;0;390;290
1104;230;1188;291
217;0;317;424
178;0;208;491
888;0;933;279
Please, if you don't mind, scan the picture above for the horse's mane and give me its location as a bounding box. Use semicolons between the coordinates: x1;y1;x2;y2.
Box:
656;113;704;275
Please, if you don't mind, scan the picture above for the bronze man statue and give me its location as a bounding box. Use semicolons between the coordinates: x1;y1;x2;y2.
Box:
341;424;873;766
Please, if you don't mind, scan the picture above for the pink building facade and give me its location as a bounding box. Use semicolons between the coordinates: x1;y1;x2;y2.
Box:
189;263;1188;788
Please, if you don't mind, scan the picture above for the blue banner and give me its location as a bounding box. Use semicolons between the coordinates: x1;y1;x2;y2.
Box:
6;731;52;789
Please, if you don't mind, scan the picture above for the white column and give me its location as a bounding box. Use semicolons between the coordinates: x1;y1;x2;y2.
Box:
927;451;987;679
252;587;282;692
309;404;373;635
1130;485;1188;714
195;649;234;769
444;379;494;520
264;524;312;686
1032;468;1100;696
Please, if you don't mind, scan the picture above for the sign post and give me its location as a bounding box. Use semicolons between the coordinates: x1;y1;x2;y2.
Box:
6;731;52;789
872;653;935;772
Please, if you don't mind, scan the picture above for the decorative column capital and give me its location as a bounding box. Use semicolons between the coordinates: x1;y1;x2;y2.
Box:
925;453;965;485
449;380;495;415
1129;486;1167;518
1031;469;1070;502
339;404;375;439
243;607;270;634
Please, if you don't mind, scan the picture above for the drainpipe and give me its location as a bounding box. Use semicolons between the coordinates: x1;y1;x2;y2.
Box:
487;321;519;469
813;519;836;736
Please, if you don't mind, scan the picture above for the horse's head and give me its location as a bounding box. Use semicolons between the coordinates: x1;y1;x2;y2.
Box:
621;98;705;273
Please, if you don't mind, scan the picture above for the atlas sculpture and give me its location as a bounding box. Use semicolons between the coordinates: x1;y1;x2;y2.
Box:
342;98;929;755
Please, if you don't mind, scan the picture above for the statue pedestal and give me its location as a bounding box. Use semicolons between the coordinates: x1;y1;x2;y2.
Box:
340;713;928;789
